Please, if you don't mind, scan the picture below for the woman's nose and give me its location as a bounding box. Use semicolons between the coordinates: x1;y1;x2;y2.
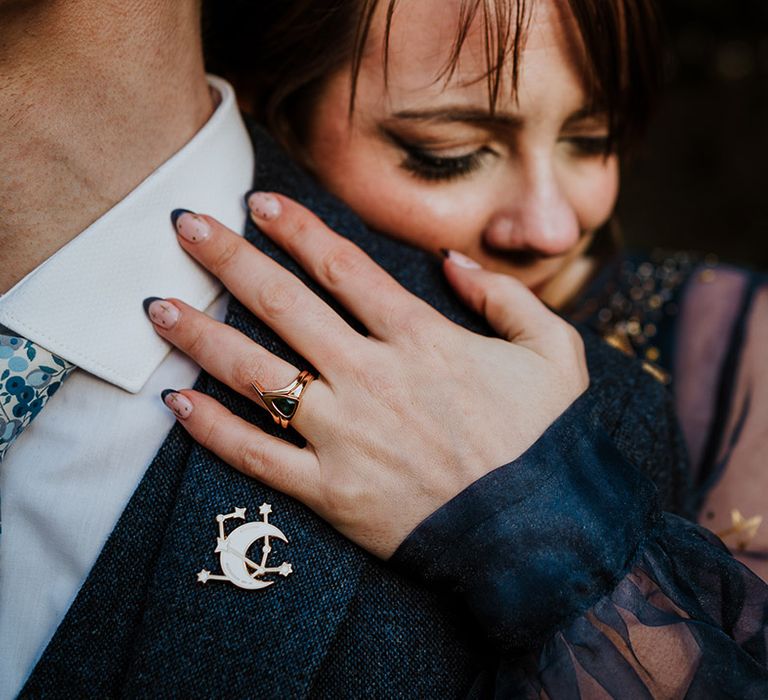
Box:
482;172;580;257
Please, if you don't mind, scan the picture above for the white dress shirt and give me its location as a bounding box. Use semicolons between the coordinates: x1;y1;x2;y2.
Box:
0;76;254;697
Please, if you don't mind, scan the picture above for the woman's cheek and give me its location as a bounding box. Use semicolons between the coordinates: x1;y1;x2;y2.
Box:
307;118;493;252
327;161;487;252
565;155;620;231
379;183;487;250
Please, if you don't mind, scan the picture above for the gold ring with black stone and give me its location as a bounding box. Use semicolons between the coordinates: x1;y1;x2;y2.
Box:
251;370;316;429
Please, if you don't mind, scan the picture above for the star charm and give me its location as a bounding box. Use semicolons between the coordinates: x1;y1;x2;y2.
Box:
197;569;211;584
278;562;293;577
234;506;246;519
214;536;228;554
259;503;272;517
730;509;763;551
717;509;763;551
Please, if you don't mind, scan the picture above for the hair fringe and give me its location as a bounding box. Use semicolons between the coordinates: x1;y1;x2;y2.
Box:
204;0;663;158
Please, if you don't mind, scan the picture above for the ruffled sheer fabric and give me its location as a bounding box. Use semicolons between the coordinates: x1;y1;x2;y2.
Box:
491;517;768;699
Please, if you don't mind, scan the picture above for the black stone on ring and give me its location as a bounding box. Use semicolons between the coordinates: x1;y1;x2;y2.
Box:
251;370;315;429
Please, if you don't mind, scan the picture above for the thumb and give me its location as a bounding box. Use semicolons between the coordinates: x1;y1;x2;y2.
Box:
441;249;561;346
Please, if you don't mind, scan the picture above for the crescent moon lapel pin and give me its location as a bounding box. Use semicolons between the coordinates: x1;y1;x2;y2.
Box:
196;504;293;590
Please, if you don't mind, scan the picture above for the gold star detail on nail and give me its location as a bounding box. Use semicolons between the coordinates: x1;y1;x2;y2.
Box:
716;509;763;551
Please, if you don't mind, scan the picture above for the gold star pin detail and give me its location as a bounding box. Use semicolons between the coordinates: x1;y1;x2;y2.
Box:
716;509;763;552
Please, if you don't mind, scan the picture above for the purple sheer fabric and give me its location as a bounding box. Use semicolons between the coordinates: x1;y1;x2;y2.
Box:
673;269;768;578
673;267;749;472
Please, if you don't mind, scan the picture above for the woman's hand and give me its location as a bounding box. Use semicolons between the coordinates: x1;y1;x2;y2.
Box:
148;193;588;559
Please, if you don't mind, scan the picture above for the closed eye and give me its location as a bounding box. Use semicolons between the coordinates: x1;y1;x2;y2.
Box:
385;130;497;182
563;136;613;157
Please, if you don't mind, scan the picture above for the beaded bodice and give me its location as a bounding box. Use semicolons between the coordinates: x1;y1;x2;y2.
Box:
571;249;720;385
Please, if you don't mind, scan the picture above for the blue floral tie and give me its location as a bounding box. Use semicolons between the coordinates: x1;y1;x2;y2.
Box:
0;326;76;462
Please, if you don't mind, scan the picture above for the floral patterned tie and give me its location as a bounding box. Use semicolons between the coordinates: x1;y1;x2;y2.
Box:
0;326;76;462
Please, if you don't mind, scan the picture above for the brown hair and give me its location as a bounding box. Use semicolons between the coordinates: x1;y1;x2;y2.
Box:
204;0;662;158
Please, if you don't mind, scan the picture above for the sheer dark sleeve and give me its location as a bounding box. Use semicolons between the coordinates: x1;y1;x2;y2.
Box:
390;394;768;698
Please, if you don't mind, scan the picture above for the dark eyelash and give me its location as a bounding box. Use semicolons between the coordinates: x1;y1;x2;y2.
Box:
401;147;487;182
567;136;613;157
385;131;492;182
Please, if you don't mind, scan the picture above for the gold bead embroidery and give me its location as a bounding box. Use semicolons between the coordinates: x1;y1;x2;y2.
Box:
586;250;717;382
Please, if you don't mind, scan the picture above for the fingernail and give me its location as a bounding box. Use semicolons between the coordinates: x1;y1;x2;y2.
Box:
161;389;193;419
247;192;281;221
446;250;482;269
172;209;211;243
145;298;180;329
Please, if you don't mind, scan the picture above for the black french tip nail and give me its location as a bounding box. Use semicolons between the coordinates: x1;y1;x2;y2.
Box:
170;208;194;227
143;296;163;317
439;248;450;259
161;388;178;402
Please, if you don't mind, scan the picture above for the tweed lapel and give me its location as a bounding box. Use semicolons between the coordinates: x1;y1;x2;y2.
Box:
20;351;367;699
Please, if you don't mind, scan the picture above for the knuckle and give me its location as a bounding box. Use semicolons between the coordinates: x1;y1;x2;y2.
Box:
318;244;362;286
351;363;402;412
382;299;438;346
482;280;510;318
282;215;313;250
198;415;220;452
285;213;315;246
359;366;399;398
548;322;576;352
568;325;585;352
238;438;279;477
482;273;510;300
322;478;364;523
484;275;532;317
209;238;240;277
550;324;587;382
232;353;270;391
258;279;298;317
382;300;418;336
558;322;582;350
487;273;516;297
184;319;210;358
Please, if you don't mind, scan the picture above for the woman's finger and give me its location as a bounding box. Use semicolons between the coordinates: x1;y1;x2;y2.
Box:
171;210;363;375
441;250;563;348
145;297;328;433
162;389;321;504
246;192;438;342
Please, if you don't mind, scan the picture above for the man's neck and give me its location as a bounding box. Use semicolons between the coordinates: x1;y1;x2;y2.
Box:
0;1;215;293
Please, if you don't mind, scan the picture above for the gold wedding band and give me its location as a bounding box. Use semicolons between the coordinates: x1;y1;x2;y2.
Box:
251;370;316;429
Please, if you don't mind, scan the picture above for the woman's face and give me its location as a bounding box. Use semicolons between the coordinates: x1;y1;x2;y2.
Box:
304;0;620;299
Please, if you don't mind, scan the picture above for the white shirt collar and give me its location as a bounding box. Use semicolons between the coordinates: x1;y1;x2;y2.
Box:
0;76;254;393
